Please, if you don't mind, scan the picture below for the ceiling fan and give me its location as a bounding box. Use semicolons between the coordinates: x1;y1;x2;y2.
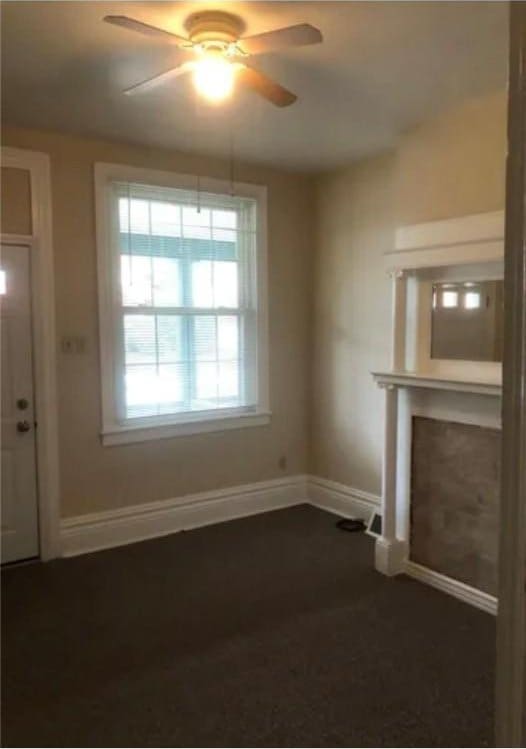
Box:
104;10;323;107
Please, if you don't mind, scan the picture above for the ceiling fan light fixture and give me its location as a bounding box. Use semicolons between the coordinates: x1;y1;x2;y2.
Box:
192;56;236;103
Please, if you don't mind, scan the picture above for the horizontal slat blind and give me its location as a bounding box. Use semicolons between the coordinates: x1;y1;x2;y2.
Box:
111;181;258;422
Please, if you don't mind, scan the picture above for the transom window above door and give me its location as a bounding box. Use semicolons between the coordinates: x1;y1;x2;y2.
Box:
95;164;269;445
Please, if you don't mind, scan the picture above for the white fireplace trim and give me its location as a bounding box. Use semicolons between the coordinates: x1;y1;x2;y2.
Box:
405;560;497;616
386;209;504;272
373;209;504;592
394;210;504;252
372;370;501;397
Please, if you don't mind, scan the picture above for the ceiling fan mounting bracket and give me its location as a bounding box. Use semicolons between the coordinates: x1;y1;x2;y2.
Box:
185;11;246;46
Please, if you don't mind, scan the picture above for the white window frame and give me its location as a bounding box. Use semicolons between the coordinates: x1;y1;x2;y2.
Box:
94;162;270;446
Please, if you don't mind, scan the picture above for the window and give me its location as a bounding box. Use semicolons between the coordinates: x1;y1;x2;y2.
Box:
441;290;459;308
95;164;269;444
464;291;481;309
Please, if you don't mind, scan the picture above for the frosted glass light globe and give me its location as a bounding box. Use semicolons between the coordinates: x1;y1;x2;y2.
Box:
193;57;234;103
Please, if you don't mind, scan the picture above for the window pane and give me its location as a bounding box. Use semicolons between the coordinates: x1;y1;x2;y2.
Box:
218;316;238;360
182;206;211;239
212;209;237;229
441;290;458;308
119;198;149;234
213;261;238;308
153;257;182;307
195;361;217;400
125;364;184;418
212;209;237;242
193;316;216;361
464;291;481;309
150;202;181;237
157;316;184;363
157;365;185;412
192;260;213;307
124;315;156;364
121;256;152;307
218;361;239;398
125;365;159;417
212;228;237;242
191;260;238;308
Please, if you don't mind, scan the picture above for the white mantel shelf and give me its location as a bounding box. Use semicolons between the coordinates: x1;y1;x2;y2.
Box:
372;370;502;397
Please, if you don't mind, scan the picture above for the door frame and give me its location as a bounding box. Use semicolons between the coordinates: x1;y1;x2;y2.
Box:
496;2;526;745
1;146;60;560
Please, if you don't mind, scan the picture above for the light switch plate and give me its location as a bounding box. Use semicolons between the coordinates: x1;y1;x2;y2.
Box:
61;336;86;354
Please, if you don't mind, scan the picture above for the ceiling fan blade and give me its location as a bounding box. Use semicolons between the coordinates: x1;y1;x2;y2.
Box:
239;24;322;56
123;62;194;96
237;65;297;107
104;15;189;46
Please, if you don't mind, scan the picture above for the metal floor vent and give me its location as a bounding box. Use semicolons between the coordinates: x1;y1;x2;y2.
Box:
366;512;382;538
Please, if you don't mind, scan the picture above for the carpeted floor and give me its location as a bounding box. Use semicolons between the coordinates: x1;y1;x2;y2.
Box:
2;505;494;747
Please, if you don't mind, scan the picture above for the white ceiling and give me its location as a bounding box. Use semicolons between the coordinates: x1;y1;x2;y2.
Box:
1;1;508;172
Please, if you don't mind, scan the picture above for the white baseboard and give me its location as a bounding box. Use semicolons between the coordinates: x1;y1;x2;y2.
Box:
307;475;380;521
61;475;308;557
404;560;498;616
61;474;380;557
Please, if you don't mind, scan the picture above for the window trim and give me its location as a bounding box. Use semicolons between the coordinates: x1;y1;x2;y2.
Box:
94;162;270;445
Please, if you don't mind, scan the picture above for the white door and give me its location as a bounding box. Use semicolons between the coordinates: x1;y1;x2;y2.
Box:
1;244;39;563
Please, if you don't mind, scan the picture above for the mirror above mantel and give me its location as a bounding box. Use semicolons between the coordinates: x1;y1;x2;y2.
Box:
431;279;504;363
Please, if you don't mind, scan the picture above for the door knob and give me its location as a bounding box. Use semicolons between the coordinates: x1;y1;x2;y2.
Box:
16;420;31;433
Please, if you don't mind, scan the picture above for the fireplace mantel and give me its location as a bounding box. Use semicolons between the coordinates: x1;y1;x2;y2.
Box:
372;210;503;611
372;370;501;398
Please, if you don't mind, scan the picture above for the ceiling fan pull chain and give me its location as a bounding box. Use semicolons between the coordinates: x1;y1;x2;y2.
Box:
229;113;235;197
127;182;133;286
196;173;201;214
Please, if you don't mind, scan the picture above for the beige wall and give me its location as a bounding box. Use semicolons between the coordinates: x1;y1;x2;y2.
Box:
311;153;395;493
311;89;507;496
1;126;315;518
1;166;32;235
395;89;506;224
0;87;508;516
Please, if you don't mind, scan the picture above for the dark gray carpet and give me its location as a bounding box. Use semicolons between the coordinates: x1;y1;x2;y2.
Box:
2;505;494;747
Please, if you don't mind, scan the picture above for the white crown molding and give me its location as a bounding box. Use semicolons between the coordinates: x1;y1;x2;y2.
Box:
405;560;497;616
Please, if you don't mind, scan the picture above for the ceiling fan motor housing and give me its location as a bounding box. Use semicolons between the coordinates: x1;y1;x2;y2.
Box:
185;11;246;48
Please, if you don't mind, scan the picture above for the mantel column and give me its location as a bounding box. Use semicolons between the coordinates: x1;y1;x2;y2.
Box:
390;270;407;371
375;383;406;576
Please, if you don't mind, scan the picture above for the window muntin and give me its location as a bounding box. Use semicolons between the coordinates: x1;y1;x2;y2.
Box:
113;183;258;423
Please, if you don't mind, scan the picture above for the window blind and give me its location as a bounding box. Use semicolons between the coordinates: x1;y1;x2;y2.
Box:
112;181;258;422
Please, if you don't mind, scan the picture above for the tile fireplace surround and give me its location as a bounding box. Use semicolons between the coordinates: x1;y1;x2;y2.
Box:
411;416;500;596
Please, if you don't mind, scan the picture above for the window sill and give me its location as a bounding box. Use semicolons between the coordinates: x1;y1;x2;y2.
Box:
101;410;272;446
